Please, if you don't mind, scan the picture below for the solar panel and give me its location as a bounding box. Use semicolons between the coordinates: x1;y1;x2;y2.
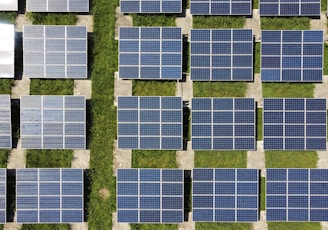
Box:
26;0;89;12
193;168;259;222
0;169;6;224
117;168;184;223
0;0;17;11
120;0;182;13
190;29;253;81
0;95;12;149
119;27;182;80
16;168;84;223
192;98;256;150
260;0;320;16
261;30;323;82
190;0;252;15
23;25;87;79
0;24;15;78
20;96;86;149
263;98;326;150
267;168;328;221
117;96;183;150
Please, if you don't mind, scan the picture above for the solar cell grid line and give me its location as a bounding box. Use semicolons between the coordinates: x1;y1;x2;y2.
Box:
26;0;89;12
190;29;253;81
190;0;252;15
266;168;328;222
261;30;323;82
0;24;15;78
20;95;86;149
16;168;84;223
191;98;256;150
192;168;259;222
120;0;182;13
119;27;182;80
116;168;184;223
259;0;320;16
0;95;12;149
263;98;326;150
23;25;88;79
117;96;183;150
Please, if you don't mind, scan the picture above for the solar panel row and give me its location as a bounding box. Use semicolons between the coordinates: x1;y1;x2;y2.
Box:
263;98;326;150
120;0;182;13
0;24;15;78
190;0;252;15
259;0;320;16
16;168;84;223
0;0;17;11
267;169;328;222
20;96;86;149
191;98;256;150
119;27;182;80
117;169;184;223
27;0;89;12
0;170;5;224
23;25;88;79
261;30;323;82
0;95;12;149
190;29;253;81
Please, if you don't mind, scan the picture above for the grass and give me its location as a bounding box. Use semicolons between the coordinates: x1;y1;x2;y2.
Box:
267;222;321;230
261;17;311;30
22;225;70;230
132;14;176;26
195;151;247;168
133;81;176;96
26;13;77;25
253;0;259;9
324;43;328;75
193;82;247;97
29;79;74;95
193;16;246;29
265;151;318;168
262;83;314;98
254;42;260;74
0;12;17;24
131;224;177;230
257;108;262;140
0;79;13;94
196;223;252;230
260;177;265;211
322;0;327;12
26;150;73;168
0;150;9;168
132;150;177;168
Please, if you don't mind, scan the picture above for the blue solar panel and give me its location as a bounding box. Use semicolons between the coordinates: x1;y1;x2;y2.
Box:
193;168;259;222
120;0;182;13
117;96;183;150
260;0;320;16
261;30;323;82
190;0;252;15
16;168;83;223
192;98;255;150
190;29;253;81
263;98;326;150
117;169;184;223
119;27;182;80
0;169;6;224
267;169;328;221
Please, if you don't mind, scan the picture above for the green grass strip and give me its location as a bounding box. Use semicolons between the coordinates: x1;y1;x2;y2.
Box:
193;16;245;29
132;150;177;168
261;17;310;30
0;150;9;168
260;177;265;210
0;79;13;94
132;14;176;26
265;151;318;168
267;222;321;230
257;108;263;141
22;224;70;230
26;13;77;25
262;83;314;98
131;224;177;230
254;42;260;74
324;43;328;75
133;81;176;96
195;151;247;168
0;12;17;24
29;79;74;95
26;150;72;168
196;223;252;230
193;82;247;97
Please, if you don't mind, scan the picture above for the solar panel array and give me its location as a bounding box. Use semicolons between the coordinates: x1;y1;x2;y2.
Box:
120;0;181;13
119;27;182;80
0;95;12;149
192;98;256;150
0;0;17;11
259;0;320;16
267;168;328;222
190;29;253;81
117;96;183;150
0;24;15;78
26;0;89;12
0;169;6;224
193;168;259;222
261;30;323;82
16;168;83;223
190;0;252;15
23;25;87;79
20;96;86;149
263;98;326;150
117;169;184;223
